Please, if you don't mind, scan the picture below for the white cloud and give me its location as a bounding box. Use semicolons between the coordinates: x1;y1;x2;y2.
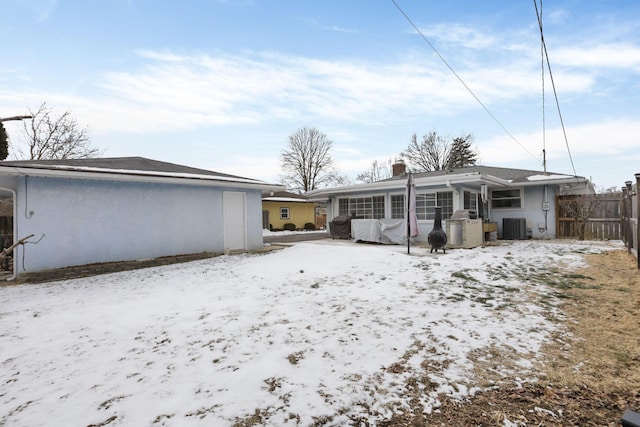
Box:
0;43;610;154
419;23;498;50
86;48;579;134
553;43;640;70
90;52;476;132
323;25;358;33
481;117;640;167
546;9;571;25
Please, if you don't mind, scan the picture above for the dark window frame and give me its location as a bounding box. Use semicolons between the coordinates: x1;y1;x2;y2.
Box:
491;188;523;209
337;195;385;219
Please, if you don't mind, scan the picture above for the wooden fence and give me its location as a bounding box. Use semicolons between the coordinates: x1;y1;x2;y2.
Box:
621;176;639;268
553;174;640;269
556;194;622;240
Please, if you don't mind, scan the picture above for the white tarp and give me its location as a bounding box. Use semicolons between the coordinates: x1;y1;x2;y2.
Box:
351;219;406;244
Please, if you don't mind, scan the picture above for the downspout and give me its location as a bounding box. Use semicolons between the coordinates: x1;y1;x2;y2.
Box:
0;185;18;281
542;184;550;238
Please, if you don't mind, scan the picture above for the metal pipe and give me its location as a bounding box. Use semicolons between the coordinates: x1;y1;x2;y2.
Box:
635;173;640;269
0;185;18;281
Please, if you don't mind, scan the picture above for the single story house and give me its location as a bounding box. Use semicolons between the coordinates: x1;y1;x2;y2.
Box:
0;157;282;279
306;161;594;243
262;191;317;230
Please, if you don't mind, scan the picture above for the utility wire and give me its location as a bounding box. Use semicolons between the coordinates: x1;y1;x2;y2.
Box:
533;0;578;178
391;0;540;162
539;0;546;173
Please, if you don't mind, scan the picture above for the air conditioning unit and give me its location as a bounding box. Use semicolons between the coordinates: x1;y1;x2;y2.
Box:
502;218;527;240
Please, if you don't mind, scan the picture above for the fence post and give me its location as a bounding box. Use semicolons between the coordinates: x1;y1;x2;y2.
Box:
624;183;628;249
625;181;632;252
636;174;640;269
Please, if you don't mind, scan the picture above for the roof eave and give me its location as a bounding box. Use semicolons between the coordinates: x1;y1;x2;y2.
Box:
516;177;588;187
307;172;511;197
0;166;284;192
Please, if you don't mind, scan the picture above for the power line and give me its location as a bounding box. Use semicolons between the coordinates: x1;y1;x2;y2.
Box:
539;0;546;173
390;0;540;163
533;0;578;178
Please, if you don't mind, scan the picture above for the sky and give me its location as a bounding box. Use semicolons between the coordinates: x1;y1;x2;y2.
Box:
1;0;639;191
0;239;620;425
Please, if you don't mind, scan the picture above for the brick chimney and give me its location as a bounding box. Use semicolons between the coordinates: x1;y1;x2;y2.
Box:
392;159;406;177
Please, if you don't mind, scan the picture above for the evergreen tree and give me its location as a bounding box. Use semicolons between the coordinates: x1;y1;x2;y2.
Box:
446;134;478;169
0;123;8;160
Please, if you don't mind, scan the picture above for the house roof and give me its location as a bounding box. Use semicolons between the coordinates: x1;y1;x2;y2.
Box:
306;165;590;198
384;165;583;183
262;191;312;203
0;157;284;191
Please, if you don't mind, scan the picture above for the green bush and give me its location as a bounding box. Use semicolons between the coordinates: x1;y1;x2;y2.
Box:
304;222;315;230
283;223;296;231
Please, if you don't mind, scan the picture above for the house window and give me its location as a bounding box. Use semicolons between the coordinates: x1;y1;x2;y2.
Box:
464;191;478;212
280;207;290;220
415;192;453;220
491;189;522;209
391;194;405;219
338;195;385;219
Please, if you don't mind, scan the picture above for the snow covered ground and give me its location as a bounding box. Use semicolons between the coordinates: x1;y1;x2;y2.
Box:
0;239;621;426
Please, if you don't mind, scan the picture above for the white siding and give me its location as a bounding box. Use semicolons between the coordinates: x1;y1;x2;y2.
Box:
13;176;263;272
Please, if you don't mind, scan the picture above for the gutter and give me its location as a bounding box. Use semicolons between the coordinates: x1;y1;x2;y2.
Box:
0;166;284;193
307;172;510;197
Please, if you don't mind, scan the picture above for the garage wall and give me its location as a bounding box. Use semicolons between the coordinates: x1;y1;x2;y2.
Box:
14;176;262;272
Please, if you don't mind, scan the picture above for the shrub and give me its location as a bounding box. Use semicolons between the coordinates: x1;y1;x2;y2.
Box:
283;223;296;231
304;222;315;230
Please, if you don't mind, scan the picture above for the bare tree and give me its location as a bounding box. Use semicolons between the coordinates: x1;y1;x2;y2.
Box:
280;127;348;193
558;195;602;240
596;185;621;194
356;159;393;183
401;132;449;172
19;103;101;160
401;131;477;172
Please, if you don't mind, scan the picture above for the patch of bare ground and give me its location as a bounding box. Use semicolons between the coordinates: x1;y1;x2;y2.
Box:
381;248;640;426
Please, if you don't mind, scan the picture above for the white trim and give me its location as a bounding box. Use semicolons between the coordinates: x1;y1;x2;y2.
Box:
0;166;283;192
263;197;311;203
307;171;588;198
308;172;509;197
